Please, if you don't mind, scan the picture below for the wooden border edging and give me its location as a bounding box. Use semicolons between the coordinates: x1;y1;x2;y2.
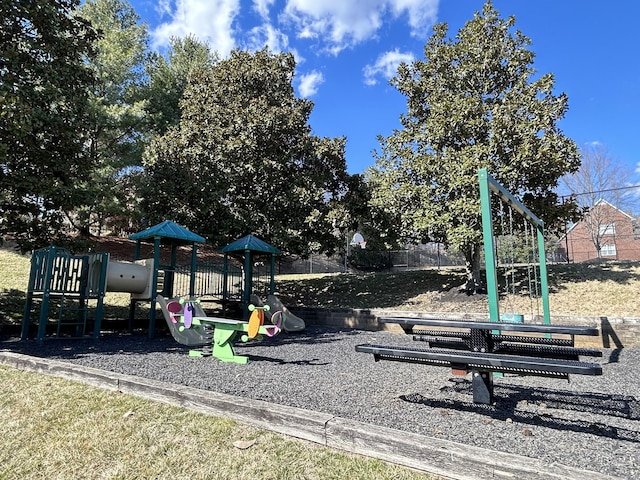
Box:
0;351;621;480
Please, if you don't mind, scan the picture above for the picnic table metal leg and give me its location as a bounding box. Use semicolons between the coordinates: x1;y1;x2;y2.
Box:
472;370;494;405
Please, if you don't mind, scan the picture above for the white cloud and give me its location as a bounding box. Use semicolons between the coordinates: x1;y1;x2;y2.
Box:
253;0;275;20
282;0;439;54
156;0;172;17
151;0;240;56
245;23;291;53
390;0;439;34
149;0;438;61
298;70;324;97
363;48;414;85
245;0;294;54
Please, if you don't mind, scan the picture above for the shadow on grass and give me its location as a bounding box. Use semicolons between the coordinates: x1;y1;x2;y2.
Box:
0;289;27;325
545;260;640;293
0;289;153;339
276;268;468;309
470;261;640;296
275;261;640;311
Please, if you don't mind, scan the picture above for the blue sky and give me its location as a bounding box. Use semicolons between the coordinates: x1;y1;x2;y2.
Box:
128;0;640;179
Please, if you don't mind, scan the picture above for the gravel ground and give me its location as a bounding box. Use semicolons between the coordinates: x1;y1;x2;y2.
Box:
2;326;639;479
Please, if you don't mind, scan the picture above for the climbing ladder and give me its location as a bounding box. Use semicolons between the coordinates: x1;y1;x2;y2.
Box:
21;246;109;341
54;296;90;338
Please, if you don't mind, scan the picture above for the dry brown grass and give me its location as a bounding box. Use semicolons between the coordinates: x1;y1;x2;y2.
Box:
273;261;640;318
0;365;435;480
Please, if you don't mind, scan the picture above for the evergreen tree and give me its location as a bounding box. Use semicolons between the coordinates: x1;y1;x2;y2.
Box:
74;0;149;236
367;2;580;291
145;35;218;137
0;0;97;251
143;49;349;253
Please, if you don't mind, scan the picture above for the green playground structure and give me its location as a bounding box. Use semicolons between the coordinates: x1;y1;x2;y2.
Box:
20;221;294;341
21;246;111;341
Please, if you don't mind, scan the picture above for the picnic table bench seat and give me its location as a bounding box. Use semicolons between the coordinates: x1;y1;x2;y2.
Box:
385;316;601;360
382;317;600;336
356;316;604;404
412;329;577;346
354;344;603;377
412;332;602;360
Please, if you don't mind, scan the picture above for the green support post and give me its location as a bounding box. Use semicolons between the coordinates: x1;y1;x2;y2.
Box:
37;248;59;342
21;248;43;340
189;242;198;298
537;222;551;325
242;249;252;320
478;169;501;323
477;168;552;325
91;252;109;339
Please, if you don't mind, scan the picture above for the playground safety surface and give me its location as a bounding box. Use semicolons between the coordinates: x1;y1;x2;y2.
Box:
1;325;638;480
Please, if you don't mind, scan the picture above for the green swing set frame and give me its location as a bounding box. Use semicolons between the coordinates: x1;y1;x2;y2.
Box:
478;168;551;325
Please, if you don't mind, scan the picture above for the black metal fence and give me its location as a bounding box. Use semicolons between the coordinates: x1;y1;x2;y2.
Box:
277;244;468;275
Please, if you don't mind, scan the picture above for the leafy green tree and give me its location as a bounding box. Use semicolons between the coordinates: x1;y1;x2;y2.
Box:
72;0;149;236
329;174;403;270
143;49;349;253
145;35;218;137
0;0;97;251
367;1;580;292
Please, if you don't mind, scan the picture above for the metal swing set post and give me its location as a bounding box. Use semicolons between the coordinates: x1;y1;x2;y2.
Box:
477;168;551;325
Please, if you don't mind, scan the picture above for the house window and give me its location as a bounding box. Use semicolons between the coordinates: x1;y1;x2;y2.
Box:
601;244;617;257
599;223;615;235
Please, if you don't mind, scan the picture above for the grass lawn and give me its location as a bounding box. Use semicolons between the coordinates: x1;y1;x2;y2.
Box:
0;365;435;480
273;261;640;318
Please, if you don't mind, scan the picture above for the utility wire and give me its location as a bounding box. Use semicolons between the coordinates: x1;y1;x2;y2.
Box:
565;184;640;198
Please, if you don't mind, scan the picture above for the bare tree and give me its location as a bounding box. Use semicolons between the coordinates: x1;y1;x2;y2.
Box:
561;143;639;258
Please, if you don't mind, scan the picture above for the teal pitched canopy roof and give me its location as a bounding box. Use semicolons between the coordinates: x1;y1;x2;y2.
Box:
129;220;205;244
221;234;280;254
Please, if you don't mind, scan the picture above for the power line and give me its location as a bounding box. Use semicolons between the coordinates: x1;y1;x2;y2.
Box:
566;184;640;198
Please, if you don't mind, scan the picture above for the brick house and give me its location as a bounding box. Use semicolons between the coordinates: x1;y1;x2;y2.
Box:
558;199;640;262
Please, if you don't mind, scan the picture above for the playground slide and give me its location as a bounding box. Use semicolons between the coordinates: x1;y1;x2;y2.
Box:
156;295;213;347
264;294;306;333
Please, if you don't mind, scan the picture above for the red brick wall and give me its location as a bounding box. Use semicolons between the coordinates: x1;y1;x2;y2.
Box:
562;203;640;262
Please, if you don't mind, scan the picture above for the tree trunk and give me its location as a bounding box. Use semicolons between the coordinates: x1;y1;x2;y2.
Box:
463;243;484;294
